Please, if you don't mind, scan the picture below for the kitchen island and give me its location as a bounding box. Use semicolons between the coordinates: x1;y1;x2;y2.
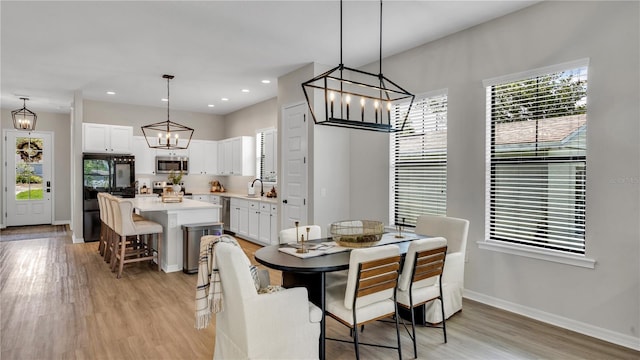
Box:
132;197;221;273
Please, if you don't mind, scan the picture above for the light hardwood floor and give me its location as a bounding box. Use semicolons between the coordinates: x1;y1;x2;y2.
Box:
1;231;638;359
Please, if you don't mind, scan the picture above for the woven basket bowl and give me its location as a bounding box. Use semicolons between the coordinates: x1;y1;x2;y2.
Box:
330;220;384;248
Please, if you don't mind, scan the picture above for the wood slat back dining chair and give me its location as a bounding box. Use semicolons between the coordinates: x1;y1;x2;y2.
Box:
415;214;469;323
325;244;403;360
396;237;448;358
109;197;163;278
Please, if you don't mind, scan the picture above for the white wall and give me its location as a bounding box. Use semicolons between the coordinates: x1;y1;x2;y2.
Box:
1;109;72;225
347;1;639;349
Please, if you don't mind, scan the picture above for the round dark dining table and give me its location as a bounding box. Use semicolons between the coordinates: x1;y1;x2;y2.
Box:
254;237;420;360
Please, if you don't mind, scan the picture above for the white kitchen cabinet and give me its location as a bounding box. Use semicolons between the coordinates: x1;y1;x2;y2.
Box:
217;136;255;176
263;129;277;180
192;194;210;202
270;204;278;245
210;195;221;205
248;201;260;240
217;141;227;175
231;197;277;246
258;203;272;245
156;148;188;158
189;140;218;175
83;123;133;154
132;136;156;174
230;198;249;237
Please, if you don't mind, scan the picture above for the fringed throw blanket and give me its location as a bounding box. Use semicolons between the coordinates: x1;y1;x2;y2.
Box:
195;234;239;330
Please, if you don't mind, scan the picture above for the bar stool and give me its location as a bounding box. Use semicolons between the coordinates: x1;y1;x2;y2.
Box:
97;192;108;256
102;193;116;263
109;197;163;278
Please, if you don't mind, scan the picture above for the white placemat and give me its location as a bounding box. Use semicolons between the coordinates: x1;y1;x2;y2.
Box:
278;241;350;259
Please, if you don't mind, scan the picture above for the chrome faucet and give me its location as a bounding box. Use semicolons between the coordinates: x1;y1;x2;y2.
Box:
251;178;264;197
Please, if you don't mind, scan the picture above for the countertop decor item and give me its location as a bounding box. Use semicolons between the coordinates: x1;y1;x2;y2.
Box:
12;97;37;131
266;186;277;198
330;220;385;248
301;0;414;132
209;180;225;192
141;74;194;150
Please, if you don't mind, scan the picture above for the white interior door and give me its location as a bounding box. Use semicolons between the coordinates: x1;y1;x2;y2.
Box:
4;131;53;226
280;103;308;230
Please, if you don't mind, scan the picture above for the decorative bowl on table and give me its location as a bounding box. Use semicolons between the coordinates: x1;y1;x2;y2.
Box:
330;220;384;248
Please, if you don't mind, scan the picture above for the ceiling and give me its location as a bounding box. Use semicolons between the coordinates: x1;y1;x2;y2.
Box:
1;1;539;115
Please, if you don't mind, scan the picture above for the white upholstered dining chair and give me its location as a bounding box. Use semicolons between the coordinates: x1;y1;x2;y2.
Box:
415;214;469;323
213;242;321;360
279;224;322;244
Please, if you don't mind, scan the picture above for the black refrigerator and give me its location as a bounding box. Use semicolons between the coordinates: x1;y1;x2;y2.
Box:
83;154;135;242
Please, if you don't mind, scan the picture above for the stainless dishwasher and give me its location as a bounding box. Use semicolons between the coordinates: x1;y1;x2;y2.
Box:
221;196;231;233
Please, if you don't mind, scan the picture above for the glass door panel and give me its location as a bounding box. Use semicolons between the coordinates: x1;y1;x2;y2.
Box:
15;136;45;200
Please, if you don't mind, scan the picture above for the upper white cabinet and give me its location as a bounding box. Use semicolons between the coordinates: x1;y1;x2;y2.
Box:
156;148;188;158
263;129;277;180
218;136;255;176
132;136;156;174
83;123;133;154
189;140;218;175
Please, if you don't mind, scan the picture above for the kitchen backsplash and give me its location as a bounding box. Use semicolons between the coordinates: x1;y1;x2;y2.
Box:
137;172;276;195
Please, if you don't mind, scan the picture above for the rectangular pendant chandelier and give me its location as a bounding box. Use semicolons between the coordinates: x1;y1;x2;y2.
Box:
301;0;414;133
302;64;414;132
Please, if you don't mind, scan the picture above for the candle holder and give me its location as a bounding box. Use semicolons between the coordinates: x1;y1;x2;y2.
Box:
395;218;406;238
296;234;309;254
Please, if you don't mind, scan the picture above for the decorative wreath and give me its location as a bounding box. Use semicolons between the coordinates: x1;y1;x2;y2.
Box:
16;138;43;162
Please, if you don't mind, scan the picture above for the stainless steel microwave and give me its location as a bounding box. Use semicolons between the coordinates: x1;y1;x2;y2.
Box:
156;156;188;174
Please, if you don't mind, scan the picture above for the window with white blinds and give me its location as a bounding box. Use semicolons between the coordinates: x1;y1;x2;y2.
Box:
484;59;588;255
390;90;447;228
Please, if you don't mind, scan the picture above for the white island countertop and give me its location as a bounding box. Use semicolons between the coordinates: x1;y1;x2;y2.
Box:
132;197;222;212
132;197;221;273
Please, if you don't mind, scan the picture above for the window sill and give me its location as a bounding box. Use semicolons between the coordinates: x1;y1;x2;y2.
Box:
477;240;596;269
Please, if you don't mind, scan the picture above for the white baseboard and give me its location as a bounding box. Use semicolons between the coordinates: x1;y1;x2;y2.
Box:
52;220;71;226
464;289;640;351
71;233;84;244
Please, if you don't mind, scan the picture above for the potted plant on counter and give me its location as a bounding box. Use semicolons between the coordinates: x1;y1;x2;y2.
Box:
168;169;184;193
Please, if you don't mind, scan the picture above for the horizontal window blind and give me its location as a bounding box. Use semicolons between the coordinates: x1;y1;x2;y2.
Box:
486;64;587;254
391;91;447;228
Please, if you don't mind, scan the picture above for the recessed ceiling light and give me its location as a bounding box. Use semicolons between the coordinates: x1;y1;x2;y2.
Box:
161;98;168;102
261;80;271;84
106;91;116;95
208;104;215;108
241;89;250;93
221;98;229;101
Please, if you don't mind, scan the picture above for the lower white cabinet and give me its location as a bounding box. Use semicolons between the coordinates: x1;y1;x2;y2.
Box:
231;197;277;245
258;203;271;244
192;194;210;202
230;198;250;238
269;204;278;245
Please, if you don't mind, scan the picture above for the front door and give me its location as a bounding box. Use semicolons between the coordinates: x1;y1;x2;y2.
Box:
4;131;53;226
280;103;309;230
